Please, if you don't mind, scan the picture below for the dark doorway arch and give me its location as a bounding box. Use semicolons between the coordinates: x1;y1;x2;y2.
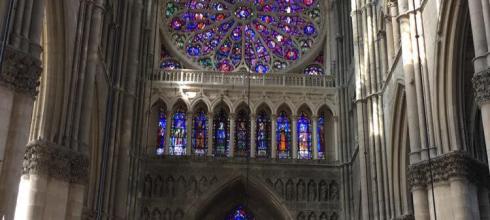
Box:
191;176;291;220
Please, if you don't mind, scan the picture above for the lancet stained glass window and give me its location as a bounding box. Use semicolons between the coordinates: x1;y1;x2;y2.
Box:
276;111;291;159
214;109;229;156
226;205;254;220
156;109;166;155
170;110;186;155
164;0;324;73
256;110;270;157
297;112;312;159
193;110;207;156
317;113;325;159
235;109;250;157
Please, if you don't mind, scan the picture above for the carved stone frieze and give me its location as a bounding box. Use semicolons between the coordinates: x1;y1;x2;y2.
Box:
408;152;490;188
472;69;490;105
0;46;42;96
22;140;89;184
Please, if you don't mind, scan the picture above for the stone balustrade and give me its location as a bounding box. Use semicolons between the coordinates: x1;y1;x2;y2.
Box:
151;69;336;88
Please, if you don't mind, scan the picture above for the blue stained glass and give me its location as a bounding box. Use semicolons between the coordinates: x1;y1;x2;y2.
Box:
256;111;270;157
165;0;323;73
276;111;291;159
214;109;229;156
235;110;250;157
193;111;207;156
226;205;255;220
317;114;325;159
297;112;312;159
170;110;186;156
156;110;166;155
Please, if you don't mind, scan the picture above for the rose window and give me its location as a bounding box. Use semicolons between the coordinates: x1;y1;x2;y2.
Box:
164;0;324;73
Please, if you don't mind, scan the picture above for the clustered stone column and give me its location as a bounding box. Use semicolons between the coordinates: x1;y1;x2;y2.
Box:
186;114;193;155
312;116;319;160
229;113;236;157
207;113;214;156
0;0;45;218
271;114;277;159
250;114;256;158
165;111;172;155
292;115;298;159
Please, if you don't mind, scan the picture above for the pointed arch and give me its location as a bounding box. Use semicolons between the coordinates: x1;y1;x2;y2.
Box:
188;176;292;219
190;97;211;113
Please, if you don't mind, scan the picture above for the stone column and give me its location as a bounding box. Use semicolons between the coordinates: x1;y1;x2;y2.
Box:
207;113;214;156
186;113;192;156
449;177;480;220
271;114;277;159
312;115;318;160
478;187;490;220
165;111;172;155
229;113;235;157
0;0;44;218
292;115;298;159
250;114;256;158
468;0;490;173
411;186;430;220
389;0;400;53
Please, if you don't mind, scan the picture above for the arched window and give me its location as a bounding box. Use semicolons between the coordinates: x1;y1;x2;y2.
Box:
276;111;291;159
235;109;250;157
214;109;229;156
226;205;254;220
156;108;166;155
297;112;312;159
256;111;270;158
317;113;325;159
193;110;207;156
170;109;186;155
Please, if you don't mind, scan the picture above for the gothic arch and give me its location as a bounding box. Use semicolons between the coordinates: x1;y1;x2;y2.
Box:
187;176;292;219
190;98;211;114
210;97;233;114
255;102;273;116
432;0;470;153
172;98;189;112
276;103;293;116
389;84;413;217
296;103;314;116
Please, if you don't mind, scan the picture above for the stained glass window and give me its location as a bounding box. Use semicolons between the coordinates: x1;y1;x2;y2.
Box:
256;111;270;157
226;205;254;220
276;111;291;159
297;112;312;159
193;110;207;156
164;0;324;73
214;109;229;156
160;58;183;70
317;113;325;159
304;64;324;75
156;109;166;155
170;110;186;155
235;109;250;157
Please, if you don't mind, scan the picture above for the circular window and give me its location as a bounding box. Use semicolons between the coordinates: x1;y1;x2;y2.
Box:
164;0;324;74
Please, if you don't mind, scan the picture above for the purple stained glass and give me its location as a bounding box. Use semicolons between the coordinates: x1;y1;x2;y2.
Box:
226;205;255;220
165;0;323;73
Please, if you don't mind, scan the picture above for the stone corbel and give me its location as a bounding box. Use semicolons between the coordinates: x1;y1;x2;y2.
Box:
0;46;42;97
472;69;490;105
22;140;89;184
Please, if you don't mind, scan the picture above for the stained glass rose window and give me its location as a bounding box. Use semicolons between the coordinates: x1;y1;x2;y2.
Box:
164;0;324;73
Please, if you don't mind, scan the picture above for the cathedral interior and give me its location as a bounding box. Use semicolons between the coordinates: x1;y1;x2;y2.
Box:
0;0;490;219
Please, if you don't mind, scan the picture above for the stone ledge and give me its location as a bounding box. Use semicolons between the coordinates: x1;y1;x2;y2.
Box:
0;46;42;97
408;151;490;188
473;69;490;105
22;140;89;184
145;154;339;167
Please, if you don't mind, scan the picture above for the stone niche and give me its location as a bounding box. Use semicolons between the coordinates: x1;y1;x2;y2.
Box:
138;157;341;220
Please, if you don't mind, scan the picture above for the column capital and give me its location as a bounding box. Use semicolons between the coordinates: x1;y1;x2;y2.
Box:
387;0;397;7
22;140;89;184
473;69;490;105
0;46;42;97
408;152;490;188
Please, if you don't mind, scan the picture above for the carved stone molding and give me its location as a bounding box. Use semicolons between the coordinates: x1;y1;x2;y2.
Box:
0;46;42;96
473;69;490;105
408;152;490;188
22;140;89;184
393;214;415;220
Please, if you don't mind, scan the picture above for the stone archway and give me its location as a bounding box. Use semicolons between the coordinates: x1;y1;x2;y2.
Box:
191;176;291;220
